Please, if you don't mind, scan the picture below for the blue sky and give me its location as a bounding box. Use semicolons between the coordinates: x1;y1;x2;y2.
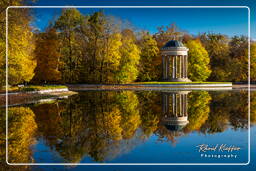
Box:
24;0;255;39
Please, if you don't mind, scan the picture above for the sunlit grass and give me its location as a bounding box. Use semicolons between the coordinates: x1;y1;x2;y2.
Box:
6;85;67;92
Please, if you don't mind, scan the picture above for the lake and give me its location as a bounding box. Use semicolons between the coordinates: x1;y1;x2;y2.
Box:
4;90;254;165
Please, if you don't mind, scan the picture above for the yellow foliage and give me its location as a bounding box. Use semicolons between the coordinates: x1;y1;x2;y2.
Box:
7;8;36;85
185;91;211;132
8;107;37;163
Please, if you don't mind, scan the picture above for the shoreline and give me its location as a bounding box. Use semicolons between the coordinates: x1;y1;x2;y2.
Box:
1;83;254;107
0;90;77;107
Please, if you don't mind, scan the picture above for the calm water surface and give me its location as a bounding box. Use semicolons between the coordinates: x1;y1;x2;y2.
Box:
5;90;252;165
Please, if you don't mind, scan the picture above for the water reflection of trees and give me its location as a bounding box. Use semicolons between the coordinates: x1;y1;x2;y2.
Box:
0;90;254;164
31;91;142;163
201;91;249;134
0;107;37;170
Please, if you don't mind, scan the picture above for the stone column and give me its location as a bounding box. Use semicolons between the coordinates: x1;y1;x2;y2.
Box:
181;94;183;115
162;93;165;114
179;56;182;78
185;94;187;115
183;94;185;115
185;55;188;78
162;56;165;79
183;56;185;78
165;56;168;80
167;56;170;80
167;94;169;115
172;94;175;115
175;56;177;78
175;94;178;117
172;56;175;79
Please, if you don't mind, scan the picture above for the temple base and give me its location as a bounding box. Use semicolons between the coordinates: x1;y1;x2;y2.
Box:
162;78;192;82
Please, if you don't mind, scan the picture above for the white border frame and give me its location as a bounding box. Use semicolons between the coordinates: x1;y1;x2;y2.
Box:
5;6;251;166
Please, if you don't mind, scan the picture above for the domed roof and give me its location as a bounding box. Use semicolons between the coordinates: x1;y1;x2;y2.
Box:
161;40;188;55
162;40;184;48
164;124;185;131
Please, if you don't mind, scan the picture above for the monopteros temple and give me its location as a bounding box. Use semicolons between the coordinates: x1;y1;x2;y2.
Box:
161;40;191;82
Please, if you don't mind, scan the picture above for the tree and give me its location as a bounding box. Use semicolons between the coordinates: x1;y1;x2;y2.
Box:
250;42;256;82
54;8;84;83
199;33;230;81
186;39;211;81
117;91;141;139
115;30;141;83
0;39;4;87
228;36;248;82
32;27;61;83
152;24;187;81
81;12;123;84
137;91;161;138
184;91;211;133
154;23;185;48
6;7;36;85
8;107;37;163
137;32;160;81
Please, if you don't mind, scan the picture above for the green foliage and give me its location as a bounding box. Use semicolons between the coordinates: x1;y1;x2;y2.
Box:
136;91;161;137
117;91;141;139
199;33;230;81
54;8;85;83
186;40;211;81
228;36;248;82
1;6;254;86
250;42;256;81
184;91;211;132
1;90;251;163
0;40;5;87
116;32;141;83
137;32;160;81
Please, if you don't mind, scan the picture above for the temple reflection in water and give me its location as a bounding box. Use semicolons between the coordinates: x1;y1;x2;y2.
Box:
162;91;190;131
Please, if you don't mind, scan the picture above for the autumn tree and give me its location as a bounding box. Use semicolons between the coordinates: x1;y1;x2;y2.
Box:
117;91;141;139
5;7;36;85
184;91;211;133
199;33;230;81
8;107;37;163
137;32;160;81
251;42;256;82
151;24;187;81
115;29;141;83
154;23;185;48
186;39;211;81
137;91;161;138
81;12;123;84
201;91;248;133
32;27;61;83
0;0;26;87
54;8;84;83
228;36;248;82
